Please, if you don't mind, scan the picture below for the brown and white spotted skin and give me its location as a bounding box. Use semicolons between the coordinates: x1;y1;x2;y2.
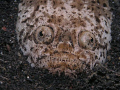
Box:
16;0;112;76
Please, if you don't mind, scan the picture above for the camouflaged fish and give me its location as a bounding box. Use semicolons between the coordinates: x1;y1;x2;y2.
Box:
16;0;112;76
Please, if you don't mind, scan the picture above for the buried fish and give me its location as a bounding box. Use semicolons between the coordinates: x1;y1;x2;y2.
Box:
16;0;112;76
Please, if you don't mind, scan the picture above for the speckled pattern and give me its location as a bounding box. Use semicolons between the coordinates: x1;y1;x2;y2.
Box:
0;0;120;89
16;0;112;76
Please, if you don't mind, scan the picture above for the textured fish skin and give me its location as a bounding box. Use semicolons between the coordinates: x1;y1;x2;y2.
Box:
16;0;112;76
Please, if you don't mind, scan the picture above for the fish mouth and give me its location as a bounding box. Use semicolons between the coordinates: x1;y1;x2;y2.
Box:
37;51;93;72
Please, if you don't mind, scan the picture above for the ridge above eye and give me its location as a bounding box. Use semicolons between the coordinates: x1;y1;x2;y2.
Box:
35;26;54;44
78;31;95;49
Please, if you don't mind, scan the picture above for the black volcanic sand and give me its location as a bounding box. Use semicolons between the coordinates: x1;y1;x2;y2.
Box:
0;0;120;89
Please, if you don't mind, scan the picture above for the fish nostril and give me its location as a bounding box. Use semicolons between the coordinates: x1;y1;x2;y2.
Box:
62;35;68;41
57;42;73;52
60;31;71;42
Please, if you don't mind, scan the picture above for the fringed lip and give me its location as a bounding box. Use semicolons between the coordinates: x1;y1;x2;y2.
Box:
36;51;94;71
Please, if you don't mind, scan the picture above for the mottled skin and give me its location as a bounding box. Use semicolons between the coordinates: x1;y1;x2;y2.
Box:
16;0;112;76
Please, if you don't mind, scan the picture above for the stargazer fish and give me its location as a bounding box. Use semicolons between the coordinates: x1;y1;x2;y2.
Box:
16;0;112;76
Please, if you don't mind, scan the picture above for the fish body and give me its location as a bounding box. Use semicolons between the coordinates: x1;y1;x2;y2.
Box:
16;0;112;76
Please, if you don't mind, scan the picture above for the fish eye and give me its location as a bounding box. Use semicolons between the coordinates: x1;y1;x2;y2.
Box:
78;31;95;49
35;26;54;44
